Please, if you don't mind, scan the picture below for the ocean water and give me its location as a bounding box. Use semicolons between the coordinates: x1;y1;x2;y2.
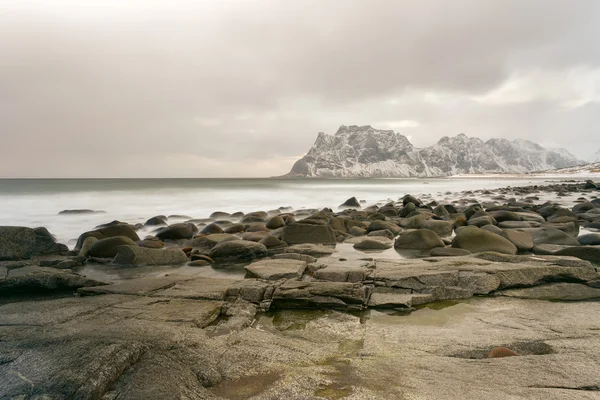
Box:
0;177;573;247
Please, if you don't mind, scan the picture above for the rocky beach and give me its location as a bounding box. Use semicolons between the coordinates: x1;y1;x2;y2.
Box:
2;178;600;399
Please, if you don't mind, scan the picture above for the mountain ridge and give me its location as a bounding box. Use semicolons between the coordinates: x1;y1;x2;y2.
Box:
286;125;585;178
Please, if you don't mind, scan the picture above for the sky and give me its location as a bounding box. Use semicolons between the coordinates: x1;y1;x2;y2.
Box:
1;0;600;178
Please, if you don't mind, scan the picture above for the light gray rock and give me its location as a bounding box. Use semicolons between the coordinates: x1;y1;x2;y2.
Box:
0;265;106;294
271;280;368;309
272;253;318;263
497;283;600;301
245;259;307;280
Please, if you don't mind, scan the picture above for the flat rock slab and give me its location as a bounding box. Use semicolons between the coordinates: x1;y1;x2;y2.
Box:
151;276;242;300
78;274;196;296
245;259;307;280
496;283;600;301
0;265;106;294
284;243;337;255
272;280;368;309
367;290;433;309
313;264;372;283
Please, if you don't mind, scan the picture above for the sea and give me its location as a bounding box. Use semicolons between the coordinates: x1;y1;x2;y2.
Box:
0;176;574;248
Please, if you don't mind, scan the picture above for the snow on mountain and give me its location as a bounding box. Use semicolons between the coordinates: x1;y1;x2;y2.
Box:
590;149;600;163
286;125;585;178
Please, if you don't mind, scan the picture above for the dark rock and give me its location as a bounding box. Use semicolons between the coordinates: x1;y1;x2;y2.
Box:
224;223;245;233
32;227;69;256
58;209;105;215
145;216;168;226
281;223;336;245
578;233;600;246
208;240;268;262
266;216;286;229
89;236;138;258
367;220;402;235
394;229;445;250
402;194;422;206
200;223;224;235
259;235;287;249
75;224;140;250
521;227;580;246
339;197;361;208
367;229;395;240
155;223;198;241
555;246;600;263
0;226;37;260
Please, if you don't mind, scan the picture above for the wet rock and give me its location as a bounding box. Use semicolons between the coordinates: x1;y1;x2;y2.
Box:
136;237;164;249
481;225;503;235
348;226;367;236
531;244;571;255
467;215;496;227
488;211;523;223
156;223;198;240
89;236;138;258
578;233;600;245
245;259;307;280
395;229;445;250
188;259;210;266
339;196;360;208
452;227;517;255
208;240;268;262
402;194;422;206
112;246;188;266
241;231;270;242
224;223;245;233
281;223;336;245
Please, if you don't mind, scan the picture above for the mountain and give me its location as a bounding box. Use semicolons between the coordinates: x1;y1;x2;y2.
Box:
286;125;585;178
590;149;600;163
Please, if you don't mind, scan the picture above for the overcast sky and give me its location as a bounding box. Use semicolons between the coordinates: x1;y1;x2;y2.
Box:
1;0;599;178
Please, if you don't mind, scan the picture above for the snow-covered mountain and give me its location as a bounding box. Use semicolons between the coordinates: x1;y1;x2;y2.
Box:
590;149;600;163
286;125;585;178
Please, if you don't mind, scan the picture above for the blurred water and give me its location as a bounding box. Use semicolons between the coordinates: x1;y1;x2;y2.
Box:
0;177;568;246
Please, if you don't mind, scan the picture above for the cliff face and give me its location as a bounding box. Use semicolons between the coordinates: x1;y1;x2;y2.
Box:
287;125;584;177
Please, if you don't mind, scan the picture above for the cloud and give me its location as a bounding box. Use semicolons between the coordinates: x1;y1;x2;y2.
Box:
0;0;599;177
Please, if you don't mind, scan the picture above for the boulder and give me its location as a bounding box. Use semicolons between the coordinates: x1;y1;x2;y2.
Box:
241;232;270;242
186;234;236;251
421;220;453;237
488;211;523;223
339;197;361;208
89;236;138;258
75;223;140;250
200;223;224;235
349;226;367;236
281;223;336;245
501;229;534;252
394;229;445;250
578;233;600;246
555;246;600;263
367;229;395;240
78;236;98;257
0;265;106;294
265;216;286;229
452;227;517;255
224;223;245;233
467;215;496;227
112;245;188;266
145;216;167;226
521;227;580;246
156;223;198;240
259;235;287;249
208;240;268;262
0;226;37;260
367;220;402;235
352;237;393;250
32;227;69;256
402;194;422;206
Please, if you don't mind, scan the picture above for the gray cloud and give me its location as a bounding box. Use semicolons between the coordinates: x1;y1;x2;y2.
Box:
1;0;599;177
